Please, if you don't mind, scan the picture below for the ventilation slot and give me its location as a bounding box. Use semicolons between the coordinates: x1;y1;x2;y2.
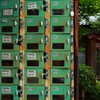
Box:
53;95;64;100
27;95;39;100
27;26;38;32
2;44;13;49
53;78;64;84
2;94;13;100
2;61;13;66
27;78;39;83
27;61;39;66
27;10;39;15
2;77;13;83
53;60;64;66
2;26;12;32
53;43;64;49
52;26;64;32
27;43;38;49
52;9;64;15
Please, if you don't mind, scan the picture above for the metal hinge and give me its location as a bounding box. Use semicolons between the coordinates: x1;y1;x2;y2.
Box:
20;18;23;29
71;52;74;63
44;52;48;63
43;0;48;11
45;87;48;97
20;52;23;63
70;35;74;46
45;35;48;46
18;69;23;80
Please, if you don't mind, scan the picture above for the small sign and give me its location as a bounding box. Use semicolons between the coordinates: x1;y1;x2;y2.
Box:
2;70;11;76
27;53;36;59
2;53;11;59
2;36;11;42
28;2;37;9
2;87;11;93
3;9;13;15
27;70;36;77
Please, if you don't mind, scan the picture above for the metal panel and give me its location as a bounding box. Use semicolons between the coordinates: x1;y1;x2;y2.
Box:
51;35;70;51
0;0;19;17
25;35;44;51
25;69;44;85
25;52;44;68
25;1;44;17
0;68;19;85
0;52;20;68
0;18;19;34
25;17;44;34
1;35;19;51
51;69;70;85
50;52;70;68
50;17;70;33
51;1;70;16
25;86;45;100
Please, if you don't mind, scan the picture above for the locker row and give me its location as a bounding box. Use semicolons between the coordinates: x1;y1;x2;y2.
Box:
0;86;71;100
0;68;71;85
0;52;73;68
0;17;72;34
0;35;73;51
0;0;71;17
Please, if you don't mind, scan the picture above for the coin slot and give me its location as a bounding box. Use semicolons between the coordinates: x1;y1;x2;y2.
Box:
27;61;39;66
2;61;13;66
53;43;64;49
2;26;12;32
27;26;38;32
2;44;13;49
52;9;64;15
53;78;64;84
27;43;38;49
27;95;39;100
53;60;64;66
27;78;39;83
27;10;39;15
2;77;13;83
53;95;64;100
2;94;13;100
52;26;64;32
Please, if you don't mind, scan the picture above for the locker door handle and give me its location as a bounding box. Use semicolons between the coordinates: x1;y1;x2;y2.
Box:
66;39;69;43
41;90;44;95
16;90;18;95
40;38;44;43
15;4;18;9
41;73;44;78
66;56;69;61
41;56;44;61
67;91;70;95
15;55;18;61
40;21;43;26
67;73;70;78
66;4;69;9
41;5;44;9
14;21;17;26
66;21;69;26
71;11;74;16
16;73;18;78
16;39;18;44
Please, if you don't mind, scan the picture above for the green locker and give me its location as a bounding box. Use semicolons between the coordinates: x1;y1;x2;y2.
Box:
0;86;20;100
25;86;45;100
0;68;19;85
1;35;19;51
51;86;70;100
50;1;70;16
0;52;20;68
0;18;19;34
0;0;19;17
51;69;70;85
50;52;70;68
25;17;44;34
25;69;44;85
25;35;44;51
50;17;70;33
25;1;44;17
51;35;70;51
25;52;44;68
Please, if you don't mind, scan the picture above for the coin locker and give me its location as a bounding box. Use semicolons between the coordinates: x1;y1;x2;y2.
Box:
0;68;20;85
50;1;70;16
0;18;19;34
25;52;44;68
50;69;70;85
50;52;70;68
25;1;44;17
25;69;44;85
25;17;44;34
50;35;70;51
0;52;20;68
0;0;19;17
25;35;45;51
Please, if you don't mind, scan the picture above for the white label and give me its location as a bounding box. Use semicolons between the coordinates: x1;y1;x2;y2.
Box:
2;2;8;6
3;9;13;15
2;53;11;59
2;87;11;93
2;70;11;76
53;70;58;73
27;53;36;59
53;36;58;39
28;2;37;9
27;70;36;77
53;2;58;5
27;36;33;39
2;36;11;42
53;19;58;22
53;53;58;56
2;19;7;23
53;87;59;91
